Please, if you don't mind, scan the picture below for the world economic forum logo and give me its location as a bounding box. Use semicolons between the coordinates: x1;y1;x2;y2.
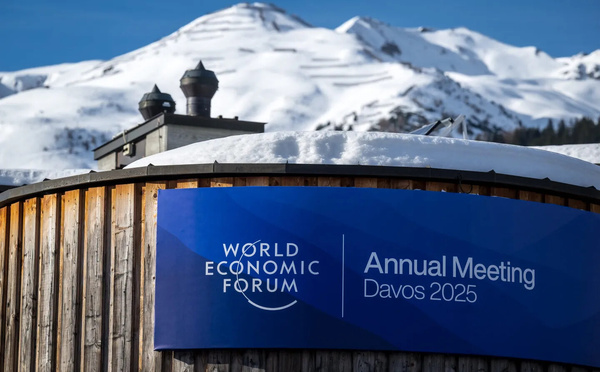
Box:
204;240;320;311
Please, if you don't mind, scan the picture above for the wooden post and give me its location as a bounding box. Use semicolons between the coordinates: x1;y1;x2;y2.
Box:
56;190;85;372
140;182;167;372
18;198;41;372
108;184;140;372
4;202;23;372
35;194;60;372
0;206;9;369
81;187;108;371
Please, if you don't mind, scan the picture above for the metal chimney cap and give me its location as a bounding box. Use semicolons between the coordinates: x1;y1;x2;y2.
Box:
139;84;176;104
138;84;176;120
180;60;219;86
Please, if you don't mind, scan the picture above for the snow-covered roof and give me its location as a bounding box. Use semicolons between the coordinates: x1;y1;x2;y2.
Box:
532;143;600;165
126;131;600;190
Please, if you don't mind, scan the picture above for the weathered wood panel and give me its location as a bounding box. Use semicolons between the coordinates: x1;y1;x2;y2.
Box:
352;351;387;372
19;198;41;372
56;190;84;372
0;206;8;369
81;187;108;371
354;177;378;188
35;194;60;372
388;352;422;372
246;177;270;186
518;190;543;203
140;182;166;372
318;177;342;187
108;184;140;372
212;177;234;187
315;351;352;372
458;356;487;372
490;359;517;372
545;194;566;206
567;198;587;211
4;202;22;372
426;181;457;193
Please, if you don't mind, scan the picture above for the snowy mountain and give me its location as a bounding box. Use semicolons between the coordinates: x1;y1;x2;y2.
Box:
0;2;599;170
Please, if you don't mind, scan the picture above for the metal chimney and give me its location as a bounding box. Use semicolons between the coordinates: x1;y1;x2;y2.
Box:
179;61;219;117
138;85;176;120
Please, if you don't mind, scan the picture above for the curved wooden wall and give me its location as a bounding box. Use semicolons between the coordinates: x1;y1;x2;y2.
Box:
0;174;598;372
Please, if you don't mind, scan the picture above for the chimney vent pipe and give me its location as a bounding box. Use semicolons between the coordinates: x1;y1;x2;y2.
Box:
179;60;219;117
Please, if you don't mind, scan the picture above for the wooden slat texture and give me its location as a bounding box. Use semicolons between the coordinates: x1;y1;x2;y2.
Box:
81;187;107;371
175;179;199;189
108;184;139;372
207;350;232;372
547;365;567;372
246;177;270;186
172;351;195;372
491;359;517;372
422;354;454;372
318;177;342;187
458;356;487;372
353;351;387;372
278;350;303;372
520;361;544;372
212;178;234;187
35;194;60;372
491;187;517;199
591;204;600;214
19;198;40;372
0;206;8;369
140;183;166;372
315;351;352;372
354;177;378;188
567;198;587;211
390;179;411;190
4;202;22;372
426;181;457;193
388;352;422;372
282;177;318;187
56;190;84;372
518;190;543;203
545;194;566;206
409;180;426;191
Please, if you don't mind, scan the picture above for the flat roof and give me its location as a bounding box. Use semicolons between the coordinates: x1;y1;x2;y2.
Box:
93;113;265;160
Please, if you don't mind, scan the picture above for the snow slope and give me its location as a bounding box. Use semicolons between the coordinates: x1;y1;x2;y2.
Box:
126;131;600;190
534;143;600;165
1;2;599;170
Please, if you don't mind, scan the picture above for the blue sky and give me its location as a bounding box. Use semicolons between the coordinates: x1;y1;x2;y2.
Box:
0;0;598;71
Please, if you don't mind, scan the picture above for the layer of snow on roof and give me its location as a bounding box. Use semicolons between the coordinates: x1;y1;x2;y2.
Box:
0;169;90;186
533;143;600;165
127;131;600;189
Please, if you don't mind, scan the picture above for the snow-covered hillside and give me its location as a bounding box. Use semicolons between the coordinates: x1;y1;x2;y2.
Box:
1;2;599;170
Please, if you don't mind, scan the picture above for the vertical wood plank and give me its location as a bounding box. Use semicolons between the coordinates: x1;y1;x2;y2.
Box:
4;202;23;372
301;350;315;372
547;365;567;372
409;180;426;191
567;198;587;211
590;204;600;214
19;198;41;372
56;190;84;372
108;184;140;372
211;178;234;187
520;361;543;372
0;206;9;369
278;350;303;372
390;179;411;190
140;182;166;372
354;178;378;188
491;187;517;199
318;177;342;187
388;352;422;372
544;194;566;206
246;177;270;186
458;356;488;372
423;354;456;372
518;190;543;203
241;349;265;371
35;194;60;372
81;187;107;371
491;359;517;372
426;181;457;193
172;351;195;372
352;351;387;372
282;177;318;186
315;351;351;372
176;179;199;189
206;350;231;372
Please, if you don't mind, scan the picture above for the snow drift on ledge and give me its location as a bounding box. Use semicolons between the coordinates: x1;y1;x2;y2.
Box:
126;131;600;190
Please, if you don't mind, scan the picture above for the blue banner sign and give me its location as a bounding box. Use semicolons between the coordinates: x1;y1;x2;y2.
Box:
155;187;600;367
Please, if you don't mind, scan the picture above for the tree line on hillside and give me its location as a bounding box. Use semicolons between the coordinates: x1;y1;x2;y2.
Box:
479;117;600;146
